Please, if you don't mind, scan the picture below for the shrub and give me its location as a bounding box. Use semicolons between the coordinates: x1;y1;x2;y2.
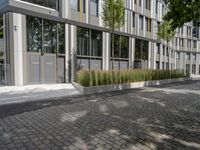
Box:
75;69;186;87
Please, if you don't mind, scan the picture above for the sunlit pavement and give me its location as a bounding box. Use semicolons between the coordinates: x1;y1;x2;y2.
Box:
0;84;81;106
0;80;200;150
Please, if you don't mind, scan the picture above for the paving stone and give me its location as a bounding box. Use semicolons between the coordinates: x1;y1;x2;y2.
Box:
1;81;200;149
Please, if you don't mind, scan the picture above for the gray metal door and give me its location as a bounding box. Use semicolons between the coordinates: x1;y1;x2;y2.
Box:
28;53;40;84
27;53;57;84
42;54;57;83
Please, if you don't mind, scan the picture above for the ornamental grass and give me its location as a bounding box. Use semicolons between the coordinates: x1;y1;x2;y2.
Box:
75;69;187;87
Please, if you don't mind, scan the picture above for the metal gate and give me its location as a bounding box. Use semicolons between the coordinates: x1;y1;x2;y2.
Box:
27;53;62;84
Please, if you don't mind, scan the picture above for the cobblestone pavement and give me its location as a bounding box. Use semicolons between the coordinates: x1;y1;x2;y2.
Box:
0;81;200;150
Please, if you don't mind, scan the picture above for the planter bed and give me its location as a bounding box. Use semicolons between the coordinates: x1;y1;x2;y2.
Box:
73;77;200;95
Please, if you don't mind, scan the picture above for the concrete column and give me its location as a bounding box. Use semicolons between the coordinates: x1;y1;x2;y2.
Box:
99;0;103;27
12;13;24;86
175;51;177;69
62;0;69;18
148;41;152;69
69;25;77;81
65;24;70;82
102;32;110;70
85;0;89;24
129;38;135;69
136;14;139;35
153;43;157;70
160;43;163;69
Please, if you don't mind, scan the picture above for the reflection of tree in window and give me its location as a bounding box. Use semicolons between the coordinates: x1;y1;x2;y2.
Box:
58;23;65;54
43;20;57;54
113;35;120;58
142;41;148;60
77;27;89;56
27;16;42;52
121;36;129;58
111;35;129;58
135;39;142;59
91;30;102;56
135;39;148;60
21;0;59;10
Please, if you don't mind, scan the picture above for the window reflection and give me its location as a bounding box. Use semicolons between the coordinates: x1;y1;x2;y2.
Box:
77;27;102;57
135;39;149;60
43;20;57;54
91;30;102;56
111;34;129;59
27;16;42;52
21;0;59;10
27;16;65;54
58;23;65;54
77;27;90;56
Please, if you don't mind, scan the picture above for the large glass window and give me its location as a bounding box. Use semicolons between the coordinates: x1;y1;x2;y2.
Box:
139;15;143;30
27;16;42;52
111;35;129;59
58;23;65;54
91;30;102;56
27;16;65;54
135;39;149;60
145;18;151;32
113;35;120;58
71;0;86;13
77;27;90;56
90;0;98;17
21;0;59;10
121;36;129;58
77;27;102;57
43;20;57;54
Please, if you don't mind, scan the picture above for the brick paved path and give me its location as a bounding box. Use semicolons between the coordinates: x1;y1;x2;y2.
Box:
0;81;200;150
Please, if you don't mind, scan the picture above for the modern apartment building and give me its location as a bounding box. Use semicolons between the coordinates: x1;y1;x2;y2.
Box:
0;0;199;86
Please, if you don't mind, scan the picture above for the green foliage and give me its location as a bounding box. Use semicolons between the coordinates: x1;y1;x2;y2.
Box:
164;0;200;29
75;69;186;87
102;0;125;69
102;0;125;31
157;20;176;43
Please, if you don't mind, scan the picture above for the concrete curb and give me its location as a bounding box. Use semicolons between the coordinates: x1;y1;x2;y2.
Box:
72;77;200;95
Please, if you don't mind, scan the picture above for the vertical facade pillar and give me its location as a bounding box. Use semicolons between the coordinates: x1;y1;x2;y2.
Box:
11;13;24;86
102;32;110;70
148;41;152;69
129;38;135;69
65;24;70;82
69;25;77;81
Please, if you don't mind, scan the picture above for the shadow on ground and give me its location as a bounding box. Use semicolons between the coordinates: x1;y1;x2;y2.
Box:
0;80;200;149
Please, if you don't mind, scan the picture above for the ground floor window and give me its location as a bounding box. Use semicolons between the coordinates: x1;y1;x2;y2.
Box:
186;64;190;75
77;26;102;70
134;39;149;69
110;34;129;70
26;16;66;84
27;16;65;54
156;61;159;70
0;14;10;86
166;63;169;70
192;64;196;74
